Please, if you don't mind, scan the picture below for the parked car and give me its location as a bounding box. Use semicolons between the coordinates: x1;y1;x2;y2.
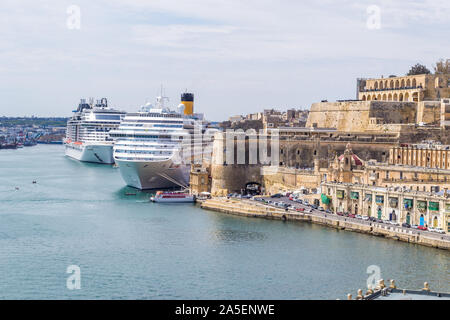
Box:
435;228;446;234
348;214;356;218
428;227;436;232
375;219;383;223
411;224;418;229
325;209;332;214
271;193;282;198
305;208;312;213
368;217;376;222
418;226;428;231
355;215;362;219
402;223;411;228
288;195;294;201
318;206;325;211
336;212;344;216
362;216;370;221
303;200;309;205
296;207;305;212
295;199;303;204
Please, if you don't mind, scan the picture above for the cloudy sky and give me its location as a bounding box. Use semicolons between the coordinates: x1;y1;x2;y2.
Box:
1;0;449;120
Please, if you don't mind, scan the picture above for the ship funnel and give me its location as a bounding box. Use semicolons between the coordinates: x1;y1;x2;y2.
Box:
181;92;194;115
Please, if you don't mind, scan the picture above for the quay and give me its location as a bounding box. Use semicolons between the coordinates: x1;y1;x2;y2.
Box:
200;197;450;250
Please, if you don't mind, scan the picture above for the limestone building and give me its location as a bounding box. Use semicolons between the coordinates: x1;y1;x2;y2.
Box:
358;74;449;102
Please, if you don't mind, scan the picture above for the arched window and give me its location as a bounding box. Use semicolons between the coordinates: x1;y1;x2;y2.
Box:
406;79;411;87
395;80;400;88
393;93;398;101
412;78;417;87
388;93;392;101
399;93;404;101
401;79;405;88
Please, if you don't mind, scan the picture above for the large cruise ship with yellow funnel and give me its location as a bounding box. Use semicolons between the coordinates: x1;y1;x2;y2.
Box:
109;92;217;190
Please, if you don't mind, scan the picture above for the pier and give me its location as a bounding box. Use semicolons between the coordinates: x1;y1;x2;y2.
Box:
200;197;450;250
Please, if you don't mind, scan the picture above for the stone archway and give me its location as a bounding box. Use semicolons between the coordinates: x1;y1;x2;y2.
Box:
404;92;409;101
362;95;366;101
393;93;398;101
382;94;387;100
399;93;404;101
412;78;417;87
406;79;411;87
388;93;392;101
401;79;405;88
395;80;400;88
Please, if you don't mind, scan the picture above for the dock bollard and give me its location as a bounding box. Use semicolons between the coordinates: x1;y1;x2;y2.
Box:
422;282;430;292
389;279;396;289
356;289;363;300
347;294;352;300
378;279;385;290
366;286;373;296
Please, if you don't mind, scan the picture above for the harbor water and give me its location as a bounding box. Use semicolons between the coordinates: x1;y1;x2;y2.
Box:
0;145;448;299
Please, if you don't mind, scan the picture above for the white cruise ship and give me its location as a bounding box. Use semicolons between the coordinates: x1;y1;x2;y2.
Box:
65;98;126;164
110;92;217;190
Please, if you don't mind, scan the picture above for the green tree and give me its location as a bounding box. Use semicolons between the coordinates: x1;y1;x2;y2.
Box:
407;63;431;76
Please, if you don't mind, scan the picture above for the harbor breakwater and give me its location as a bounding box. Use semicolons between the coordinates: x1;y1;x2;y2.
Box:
200;198;450;250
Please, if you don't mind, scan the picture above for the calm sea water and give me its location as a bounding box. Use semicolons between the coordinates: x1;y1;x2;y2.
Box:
0;145;448;299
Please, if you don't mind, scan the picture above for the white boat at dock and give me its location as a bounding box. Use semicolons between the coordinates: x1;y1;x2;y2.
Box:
150;191;195;203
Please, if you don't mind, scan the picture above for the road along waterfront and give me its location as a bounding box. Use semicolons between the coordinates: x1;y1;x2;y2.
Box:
0;145;449;299
201;197;450;250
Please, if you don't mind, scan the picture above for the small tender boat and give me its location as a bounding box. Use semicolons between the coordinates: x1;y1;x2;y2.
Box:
150;191;195;203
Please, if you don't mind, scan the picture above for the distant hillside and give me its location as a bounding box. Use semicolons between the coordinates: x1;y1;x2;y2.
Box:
0;117;68;127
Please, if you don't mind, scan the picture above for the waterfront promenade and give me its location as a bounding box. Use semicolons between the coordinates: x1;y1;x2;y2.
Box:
200;197;450;250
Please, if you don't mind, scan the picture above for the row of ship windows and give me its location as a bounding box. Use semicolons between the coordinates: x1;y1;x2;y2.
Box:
115;156;170;161
121;120;183;124
110;135;176;139
127;113;183;118
115;143;178;148
115;149;173;155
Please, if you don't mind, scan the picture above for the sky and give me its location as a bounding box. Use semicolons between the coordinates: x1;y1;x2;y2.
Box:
0;0;449;121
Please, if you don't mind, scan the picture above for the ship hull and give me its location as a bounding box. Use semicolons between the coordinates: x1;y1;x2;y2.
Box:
115;158;190;190
65;143;115;164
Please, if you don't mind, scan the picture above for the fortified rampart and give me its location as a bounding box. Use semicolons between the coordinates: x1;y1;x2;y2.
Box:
306;101;417;132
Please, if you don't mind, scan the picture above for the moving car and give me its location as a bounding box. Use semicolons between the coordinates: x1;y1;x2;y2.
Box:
402;223;411;228
418;226;428;231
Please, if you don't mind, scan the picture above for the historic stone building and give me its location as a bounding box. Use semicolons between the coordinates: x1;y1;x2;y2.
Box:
323;182;449;232
358;74;450;102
